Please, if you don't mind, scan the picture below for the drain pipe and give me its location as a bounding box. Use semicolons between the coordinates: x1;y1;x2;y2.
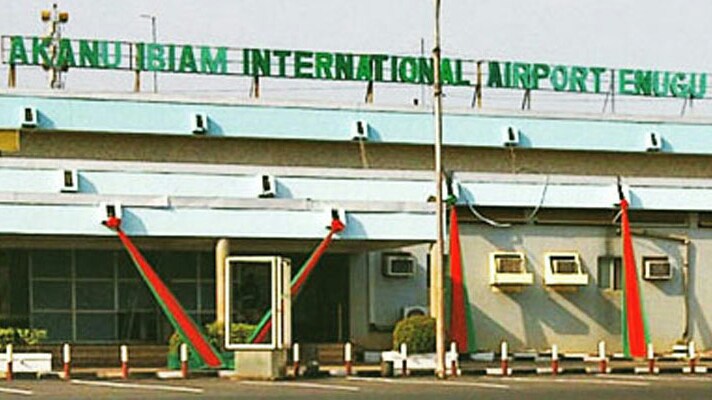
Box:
626;228;691;342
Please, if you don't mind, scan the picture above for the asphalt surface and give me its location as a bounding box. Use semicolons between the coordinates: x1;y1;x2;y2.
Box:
1;375;711;399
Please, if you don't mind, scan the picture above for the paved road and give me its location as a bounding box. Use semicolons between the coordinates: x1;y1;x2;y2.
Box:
1;375;711;399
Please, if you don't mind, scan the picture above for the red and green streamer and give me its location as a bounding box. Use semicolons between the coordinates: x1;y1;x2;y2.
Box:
249;218;346;344
447;207;476;353
620;198;651;358
103;216;223;368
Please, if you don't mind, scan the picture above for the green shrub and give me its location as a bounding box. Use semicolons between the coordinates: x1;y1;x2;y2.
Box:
0;327;47;346
168;321;256;355
392;315;436;354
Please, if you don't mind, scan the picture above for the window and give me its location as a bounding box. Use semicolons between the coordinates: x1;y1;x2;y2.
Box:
26;249;213;343
598;256;622;290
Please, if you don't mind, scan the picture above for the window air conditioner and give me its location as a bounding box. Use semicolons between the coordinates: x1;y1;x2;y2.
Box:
351;120;369;141
502;125;520;147
489;252;533;286
21;106;37;128
191;113;208;134
59;169;78;193
544;252;588;286
643;256;672;280
402;305;428;319
382;253;416;278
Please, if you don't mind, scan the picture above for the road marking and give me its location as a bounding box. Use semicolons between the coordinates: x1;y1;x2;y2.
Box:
346;377;509;390
499;377;650;387
241;381;361;392
0;387;33;396
70;379;204;394
408;379;510;389
347;377;397;383
617;375;712;383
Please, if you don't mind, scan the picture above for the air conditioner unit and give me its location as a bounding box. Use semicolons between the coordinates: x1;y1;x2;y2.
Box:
256;174;276;198
502;126;520;147
645;131;662;152
383;253;416;278
544;252;588;286
489;252;533;286
98;201;122;224
324;207;346;230
20;107;37;128
402;305;428;319
351;120;369;141
191;113;208;134
643;256;672;280
59;169;78;193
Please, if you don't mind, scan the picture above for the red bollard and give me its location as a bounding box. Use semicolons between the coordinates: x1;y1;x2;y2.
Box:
450;342;458;377
120;345;129;379
293;343;301;378
63;343;71;380
500;341;508;376
400;343;408;377
688;341;697;374
5;344;13;382
344;342;353;376
180;343;189;379
551;344;559;376
598;341;608;374
647;343;655;374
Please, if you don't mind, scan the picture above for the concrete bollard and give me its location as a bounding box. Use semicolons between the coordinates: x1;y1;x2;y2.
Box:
5;344;13;382
551;344;559;376
450;342;458;377
120;345;129;379
180;343;189;379
344;342;353;376
400;342;408;376
688;341;697;373
500;341;508;376
293;343;301;378
647;343;655;374
63;343;71;380
598;341;608;374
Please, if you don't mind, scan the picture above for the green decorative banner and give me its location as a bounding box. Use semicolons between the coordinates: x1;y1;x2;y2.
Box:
1;35;707;98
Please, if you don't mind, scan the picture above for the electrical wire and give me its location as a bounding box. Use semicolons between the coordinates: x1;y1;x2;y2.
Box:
466;200;512;228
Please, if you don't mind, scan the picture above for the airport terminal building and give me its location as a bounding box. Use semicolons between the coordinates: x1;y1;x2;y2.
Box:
0;88;712;357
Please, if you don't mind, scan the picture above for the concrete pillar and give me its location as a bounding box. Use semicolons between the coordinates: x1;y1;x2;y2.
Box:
215;239;230;325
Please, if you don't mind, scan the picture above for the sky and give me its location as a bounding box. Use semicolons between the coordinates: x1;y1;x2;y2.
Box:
1;0;712;116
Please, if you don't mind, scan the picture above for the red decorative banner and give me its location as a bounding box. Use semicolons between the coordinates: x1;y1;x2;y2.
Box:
104;216;223;368
448;207;476;353
249;218;345;344
620;199;650;358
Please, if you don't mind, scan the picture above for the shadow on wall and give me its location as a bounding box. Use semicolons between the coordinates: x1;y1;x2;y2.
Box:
551;252;622;336
469;303;526;351
119;208;150;235
689;241;712;348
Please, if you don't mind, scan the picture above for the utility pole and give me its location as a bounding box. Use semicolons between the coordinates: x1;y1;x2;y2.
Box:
140;14;158;93
432;0;447;379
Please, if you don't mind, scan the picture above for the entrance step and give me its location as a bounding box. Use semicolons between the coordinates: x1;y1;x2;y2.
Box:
300;343;347;364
